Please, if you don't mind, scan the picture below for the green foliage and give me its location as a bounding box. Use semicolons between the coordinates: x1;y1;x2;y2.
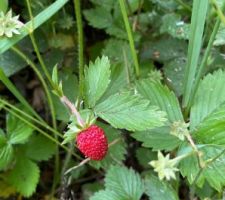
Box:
95;92;167;131
214;23;225;46
84;56;111;108
145;175;179;200
0;0;8;13
5;156;40;197
91;165;144;200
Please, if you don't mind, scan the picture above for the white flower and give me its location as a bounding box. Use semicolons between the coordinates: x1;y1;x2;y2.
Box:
149;151;179;181
170;121;189;141
0;10;24;38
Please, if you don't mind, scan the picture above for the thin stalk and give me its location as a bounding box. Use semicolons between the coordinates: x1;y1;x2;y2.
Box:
73;0;84;101
174;0;192;12
187;18;221;110
0;99;63;139
15;0;59;187
118;0;140;78
3;107;79;158
211;0;225;24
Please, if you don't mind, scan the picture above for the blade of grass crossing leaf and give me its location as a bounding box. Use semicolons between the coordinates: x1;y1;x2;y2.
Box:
0;0;69;54
182;0;209;108
0;68;42;121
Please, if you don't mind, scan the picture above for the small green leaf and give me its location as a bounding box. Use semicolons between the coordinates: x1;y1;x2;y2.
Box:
0;130;14;170
95;92;166;131
190;70;225;130
145;174;179;200
84;56;111;108
5;157;40;197
132;126;181;151
23;134;56;162
7;113;33;144
83;7;113;29
136;79;183;123
105;165;144;200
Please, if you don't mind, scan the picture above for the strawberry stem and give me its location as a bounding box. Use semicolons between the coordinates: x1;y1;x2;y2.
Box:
60;95;85;127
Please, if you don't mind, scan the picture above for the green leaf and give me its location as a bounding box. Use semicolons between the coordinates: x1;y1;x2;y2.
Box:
105;165;144;200
136;79;183;123
84;56;111;108
83;7;113;29
7;112;33;144
5;157;40;197
90;190;119;200
183;0;209;107
145;174;179;200
0;0;69;54
190;70;225;130
136;148;157;168
23;134;56;162
163;57;186;96
90;123;127;169
132;126;181;151
179;145;225;191
95;92;167;131
0;0;8;13
214;23;225;46
0;130;14;170
160;13;190;40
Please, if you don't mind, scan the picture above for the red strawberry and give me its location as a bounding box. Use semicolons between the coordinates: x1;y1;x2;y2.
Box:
76;125;108;160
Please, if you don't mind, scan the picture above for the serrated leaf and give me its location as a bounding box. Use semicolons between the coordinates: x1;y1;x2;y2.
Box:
7;113;33;144
83;7;113;29
23;134;56;162
132;126;181;151
84;56;111;108
145;174;179;200
214;23;225;46
160;13;190;40
190;70;225;130
105;165;144;200
5;157;40;197
179;145;225;191
136;79;183;123
90;123;126;169
95;92;166;131
0;130;14;170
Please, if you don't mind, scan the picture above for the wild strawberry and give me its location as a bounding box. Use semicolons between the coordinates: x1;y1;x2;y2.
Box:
76;125;108;160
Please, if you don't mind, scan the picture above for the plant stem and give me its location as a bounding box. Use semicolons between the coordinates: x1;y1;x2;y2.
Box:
25;0;59;194
119;0;140;78
187;18;221;110
73;0;84;101
211;0;225;24
174;0;192;11
0;99;63;139
60;95;85;126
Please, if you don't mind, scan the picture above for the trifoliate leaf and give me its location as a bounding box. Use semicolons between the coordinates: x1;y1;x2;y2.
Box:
5;157;40;197
145;174;179;200
132;126;181;151
90;123;126;169
95;92;166;131
23;134;56;162
83;7;113;29
0;130;14;170
7;113;33;144
179;145;225;191
190;70;225;130
105;165;144;200
136;79;183;123
84;56;111;108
